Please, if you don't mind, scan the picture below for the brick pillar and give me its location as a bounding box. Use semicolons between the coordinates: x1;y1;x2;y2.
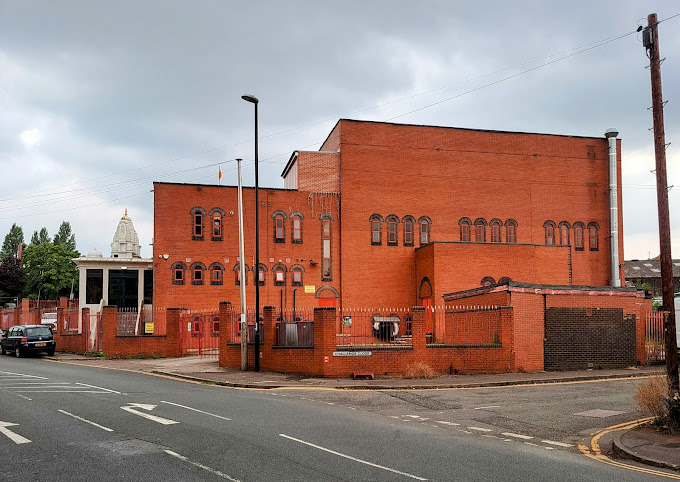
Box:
59;297;69;309
21;298;30;312
30;309;41;325
263;306;276;371
81;307;90;352
314;307;336;377
101;305;118;356
165;308;182;358
411;306;426;359
56;306;65;333
219;302;232;367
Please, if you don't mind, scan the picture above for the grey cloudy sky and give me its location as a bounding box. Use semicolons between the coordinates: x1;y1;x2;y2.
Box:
1;1;679;260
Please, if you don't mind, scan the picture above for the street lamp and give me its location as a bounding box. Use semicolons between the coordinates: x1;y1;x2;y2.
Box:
241;93;260;372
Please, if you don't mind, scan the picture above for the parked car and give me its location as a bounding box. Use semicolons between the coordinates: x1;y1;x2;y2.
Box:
1;325;56;357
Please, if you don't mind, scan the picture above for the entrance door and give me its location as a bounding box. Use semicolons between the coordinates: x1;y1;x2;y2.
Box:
108;270;139;310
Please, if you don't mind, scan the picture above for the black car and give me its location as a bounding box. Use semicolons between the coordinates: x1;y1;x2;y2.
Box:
1;325;56;357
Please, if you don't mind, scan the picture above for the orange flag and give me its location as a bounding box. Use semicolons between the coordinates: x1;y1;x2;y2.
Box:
218;166;222;185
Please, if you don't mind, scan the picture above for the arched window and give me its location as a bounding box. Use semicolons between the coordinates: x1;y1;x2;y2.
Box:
402;215;415;246
209;208;225;241
386;215;399;246
498;276;511;284
481;276;496;287
557;221;570;246
233;263;249;286
474;218;487;243
321;214;333;281
273;264;287;286
459;217;472;242
573;222;585;251
190;262;206;285
588;222;599;251
272;211;287;243
254;263;267;286
290;212;304;243
191;315;204;337
290;264;304;286
370;214;382;246
190;207;206;240
418;216;431;246
489;219;502;243
505;219;517;243
210;315;220;336
544;221;556;245
171;261;187;285
209;263;224;286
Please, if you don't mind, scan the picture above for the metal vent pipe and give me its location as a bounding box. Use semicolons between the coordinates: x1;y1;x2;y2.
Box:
605;128;620;287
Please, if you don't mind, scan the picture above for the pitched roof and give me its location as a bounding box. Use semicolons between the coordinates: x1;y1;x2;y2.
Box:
624;259;680;278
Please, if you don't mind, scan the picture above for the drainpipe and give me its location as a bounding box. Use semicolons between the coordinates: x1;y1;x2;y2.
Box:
605;128;620;287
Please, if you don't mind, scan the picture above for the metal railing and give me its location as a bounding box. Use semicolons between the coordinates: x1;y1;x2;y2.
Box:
336;308;413;348
646;311;666;362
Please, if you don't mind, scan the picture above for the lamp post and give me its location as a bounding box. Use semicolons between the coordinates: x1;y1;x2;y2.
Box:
241;94;260;372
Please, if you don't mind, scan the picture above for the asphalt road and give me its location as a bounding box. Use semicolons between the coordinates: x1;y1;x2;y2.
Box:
0;356;668;481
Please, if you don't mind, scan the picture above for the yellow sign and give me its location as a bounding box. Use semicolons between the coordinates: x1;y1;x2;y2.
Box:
144;322;155;335
304;285;315;294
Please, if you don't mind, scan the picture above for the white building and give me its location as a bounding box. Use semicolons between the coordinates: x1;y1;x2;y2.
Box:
73;210;153;339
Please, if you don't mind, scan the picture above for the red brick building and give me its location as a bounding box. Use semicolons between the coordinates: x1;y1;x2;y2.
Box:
153;119;625;313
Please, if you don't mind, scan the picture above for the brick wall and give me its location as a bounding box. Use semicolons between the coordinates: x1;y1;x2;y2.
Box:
100;306;180;358
544;307;635;370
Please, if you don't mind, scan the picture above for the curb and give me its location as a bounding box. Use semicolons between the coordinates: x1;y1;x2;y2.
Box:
612;430;680;471
151;370;285;389
149;369;662;391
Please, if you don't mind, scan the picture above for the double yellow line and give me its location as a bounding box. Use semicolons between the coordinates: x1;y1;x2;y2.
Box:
579;417;680;479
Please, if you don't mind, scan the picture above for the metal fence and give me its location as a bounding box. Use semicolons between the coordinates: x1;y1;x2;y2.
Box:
179;309;220;357
116;307;167;336
63;308;80;333
336;308;413;347
646;311;666;363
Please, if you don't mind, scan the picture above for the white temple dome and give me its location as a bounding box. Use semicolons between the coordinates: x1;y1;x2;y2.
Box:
86;248;103;258
110;209;141;259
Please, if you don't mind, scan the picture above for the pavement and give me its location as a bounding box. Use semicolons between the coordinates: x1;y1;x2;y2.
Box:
46;353;679;473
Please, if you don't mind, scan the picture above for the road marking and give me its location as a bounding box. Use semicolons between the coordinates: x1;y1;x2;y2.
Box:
121;403;179;425
160;401;231;421
467;427;492;432
13;390;114;393
582;417;680;480
501;432;533;440
280;434;428;480
0;371;47;379
164;450;240;481
75;382;121;394
58;410;113;432
474;405;500;410
4;385;75;389
435;421;461;426
0;421;31;444
541;439;573;448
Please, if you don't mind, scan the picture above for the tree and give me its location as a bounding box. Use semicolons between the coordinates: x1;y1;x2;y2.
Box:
0;256;26;298
22;243;79;300
53;221;77;251
30;227;51;246
0;223;24;259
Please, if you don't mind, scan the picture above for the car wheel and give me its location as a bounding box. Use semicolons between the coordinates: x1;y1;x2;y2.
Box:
47;348;55;357
0;345;5;355
15;346;21;358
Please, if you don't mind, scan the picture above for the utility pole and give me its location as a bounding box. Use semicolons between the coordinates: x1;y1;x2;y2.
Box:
644;13;679;417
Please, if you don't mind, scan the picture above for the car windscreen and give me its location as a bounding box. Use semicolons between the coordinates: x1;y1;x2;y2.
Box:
26;326;52;336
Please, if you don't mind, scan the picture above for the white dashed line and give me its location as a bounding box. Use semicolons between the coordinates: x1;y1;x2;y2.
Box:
58;410;114;432
541;440;573;448
435;421;461;426
474;405;500;410
501;432;533;440
279;434;428;480
160;401;231;421
165;450;240;481
467;427;493;432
